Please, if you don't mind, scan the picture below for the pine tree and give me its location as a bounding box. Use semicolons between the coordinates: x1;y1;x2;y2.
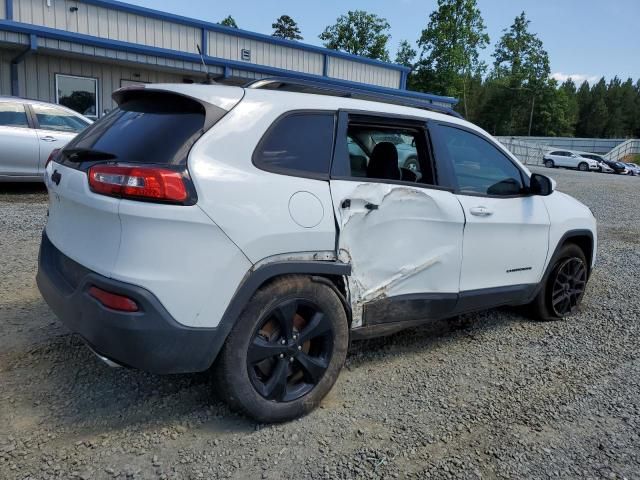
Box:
272;15;303;40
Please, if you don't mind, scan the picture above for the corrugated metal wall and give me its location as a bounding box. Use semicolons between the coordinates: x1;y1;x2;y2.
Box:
207;31;324;76
0;0;6;19
12;53;190;111
327;57;401;89
14;0;201;53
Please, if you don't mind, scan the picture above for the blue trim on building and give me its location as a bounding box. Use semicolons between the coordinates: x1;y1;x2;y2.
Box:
400;70;408;90
75;0;410;73
5;0;13;21
0;20;456;106
200;28;208;59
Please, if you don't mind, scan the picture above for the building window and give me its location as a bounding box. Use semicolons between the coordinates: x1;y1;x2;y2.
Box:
55;74;98;119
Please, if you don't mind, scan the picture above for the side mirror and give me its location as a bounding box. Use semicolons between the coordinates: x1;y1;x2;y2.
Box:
529;173;554;196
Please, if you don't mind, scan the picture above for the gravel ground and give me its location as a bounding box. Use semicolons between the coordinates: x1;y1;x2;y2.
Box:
1;168;639;480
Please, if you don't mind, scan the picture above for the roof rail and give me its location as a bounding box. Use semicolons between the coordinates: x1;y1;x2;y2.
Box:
244;77;463;119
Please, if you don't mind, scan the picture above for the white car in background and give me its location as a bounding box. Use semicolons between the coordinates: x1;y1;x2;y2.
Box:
0;97;92;182
542;149;600;172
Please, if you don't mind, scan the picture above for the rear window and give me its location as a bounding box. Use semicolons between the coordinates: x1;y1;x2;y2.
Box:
60;93;207;168
253;112;335;178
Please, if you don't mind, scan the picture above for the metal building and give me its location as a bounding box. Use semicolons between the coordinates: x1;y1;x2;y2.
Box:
0;0;456;119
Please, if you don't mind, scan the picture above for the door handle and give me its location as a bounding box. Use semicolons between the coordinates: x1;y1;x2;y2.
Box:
364;202;378;211
341;199;351;209
470;206;493;217
41;136;58;142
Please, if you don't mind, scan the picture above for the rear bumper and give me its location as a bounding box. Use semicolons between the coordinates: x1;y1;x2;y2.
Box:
36;232;221;374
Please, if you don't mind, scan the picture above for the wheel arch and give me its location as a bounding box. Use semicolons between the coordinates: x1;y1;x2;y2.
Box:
205;261;352;369
557;230;594;275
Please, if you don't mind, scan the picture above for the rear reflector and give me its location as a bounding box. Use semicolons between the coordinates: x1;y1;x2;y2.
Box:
88;165;187;203
88;286;139;312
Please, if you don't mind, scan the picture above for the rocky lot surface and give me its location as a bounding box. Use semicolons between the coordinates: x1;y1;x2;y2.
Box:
1;168;639;479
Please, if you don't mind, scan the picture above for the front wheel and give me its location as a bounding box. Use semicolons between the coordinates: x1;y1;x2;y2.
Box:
578;162;589;172
525;244;588;321
216;275;349;422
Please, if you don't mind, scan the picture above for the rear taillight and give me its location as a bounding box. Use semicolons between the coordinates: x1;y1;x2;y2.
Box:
88;165;188;203
46;148;61;169
88;286;139;312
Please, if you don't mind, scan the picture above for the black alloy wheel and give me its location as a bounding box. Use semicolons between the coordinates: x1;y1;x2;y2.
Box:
247;298;334;402
550;257;587;317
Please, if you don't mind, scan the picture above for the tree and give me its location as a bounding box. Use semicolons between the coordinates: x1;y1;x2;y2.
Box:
395;40;417;68
484;12;551;135
575;81;592;137
272;15;303;40
319;10;391;61
219;15;238;28
414;0;489;117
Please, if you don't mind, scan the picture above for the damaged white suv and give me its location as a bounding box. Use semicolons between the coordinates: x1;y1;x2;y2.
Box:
38;79;597;422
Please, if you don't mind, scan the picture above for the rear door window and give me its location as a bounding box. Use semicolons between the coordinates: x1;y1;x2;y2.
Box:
253;112;335;179
60;93;206;168
0;102;30;129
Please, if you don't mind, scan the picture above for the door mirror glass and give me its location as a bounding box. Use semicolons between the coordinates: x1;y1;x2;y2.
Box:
530;173;554;196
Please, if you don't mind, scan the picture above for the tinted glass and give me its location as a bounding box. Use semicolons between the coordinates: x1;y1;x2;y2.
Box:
33;104;89;133
62;94;206;167
437;126;523;196
56;75;98;118
0;102;29;128
254;113;335;177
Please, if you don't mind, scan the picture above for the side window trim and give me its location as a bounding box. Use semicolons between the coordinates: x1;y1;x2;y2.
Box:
252;109;336;181
24;104;38;129
429;121;530;197
330;109;453;192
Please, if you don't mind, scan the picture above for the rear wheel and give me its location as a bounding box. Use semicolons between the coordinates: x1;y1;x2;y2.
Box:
578;162;588;172
526;244;588;321
216;276;348;422
544;159;555;168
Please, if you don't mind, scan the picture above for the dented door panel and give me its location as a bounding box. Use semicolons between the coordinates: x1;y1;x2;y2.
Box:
330;180;465;327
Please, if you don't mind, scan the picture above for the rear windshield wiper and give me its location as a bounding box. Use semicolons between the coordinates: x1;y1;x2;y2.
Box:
62;148;117;162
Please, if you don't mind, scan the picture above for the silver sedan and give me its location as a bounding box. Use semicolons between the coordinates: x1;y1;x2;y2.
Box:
0;97;92;182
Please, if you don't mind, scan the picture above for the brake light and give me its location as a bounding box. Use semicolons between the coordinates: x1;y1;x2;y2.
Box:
88;165;187;203
46;149;61;169
88;286;139;312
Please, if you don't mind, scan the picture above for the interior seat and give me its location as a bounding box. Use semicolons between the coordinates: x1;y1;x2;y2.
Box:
367;142;400;180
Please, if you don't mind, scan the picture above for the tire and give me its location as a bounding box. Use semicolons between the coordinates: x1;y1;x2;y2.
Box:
404;157;419;172
215;275;349;423
525;244;588;321
544;159;554;168
578;162;588;172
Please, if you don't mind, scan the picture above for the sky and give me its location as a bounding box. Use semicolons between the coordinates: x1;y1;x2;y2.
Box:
126;0;640;84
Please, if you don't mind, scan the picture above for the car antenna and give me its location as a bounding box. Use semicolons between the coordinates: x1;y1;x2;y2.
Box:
197;44;215;84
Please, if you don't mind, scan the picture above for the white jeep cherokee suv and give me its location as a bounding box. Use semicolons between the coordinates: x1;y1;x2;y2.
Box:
37;80;597;422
